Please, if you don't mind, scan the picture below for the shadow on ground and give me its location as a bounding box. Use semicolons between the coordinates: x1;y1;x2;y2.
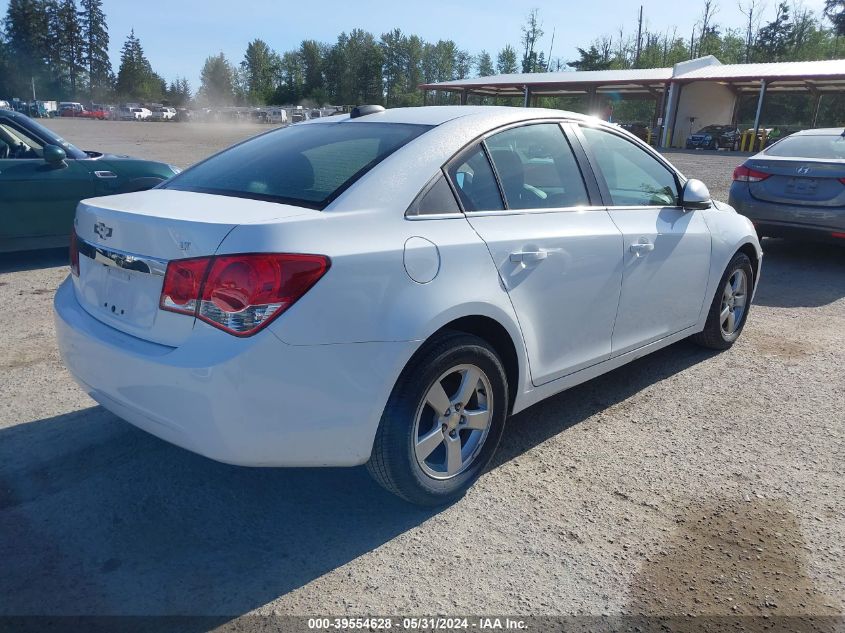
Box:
0;247;68;274
1;237;840;625
0;340;716;624
753;238;845;308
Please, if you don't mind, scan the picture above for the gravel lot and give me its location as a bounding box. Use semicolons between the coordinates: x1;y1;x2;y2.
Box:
0;119;843;627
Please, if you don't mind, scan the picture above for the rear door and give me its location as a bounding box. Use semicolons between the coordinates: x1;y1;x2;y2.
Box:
0;115;96;241
575;124;712;356
451;122;624;386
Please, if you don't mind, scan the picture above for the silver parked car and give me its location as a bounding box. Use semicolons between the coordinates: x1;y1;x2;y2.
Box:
729;128;845;242
55;106;761;505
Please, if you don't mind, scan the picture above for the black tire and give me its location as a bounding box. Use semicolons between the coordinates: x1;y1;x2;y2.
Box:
708;140;718;150
367;331;508;506
692;252;753;350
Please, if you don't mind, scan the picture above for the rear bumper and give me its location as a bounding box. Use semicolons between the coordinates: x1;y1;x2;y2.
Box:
729;187;845;240
751;221;845;242
54;277;415;467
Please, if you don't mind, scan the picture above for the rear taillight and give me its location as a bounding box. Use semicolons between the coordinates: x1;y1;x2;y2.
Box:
69;230;80;276
839;178;845;185
831;232;845;239
160;253;330;336
160;257;211;315
733;165;771;183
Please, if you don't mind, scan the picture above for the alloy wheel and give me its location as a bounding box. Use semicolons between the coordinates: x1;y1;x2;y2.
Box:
720;269;748;336
413;364;494;480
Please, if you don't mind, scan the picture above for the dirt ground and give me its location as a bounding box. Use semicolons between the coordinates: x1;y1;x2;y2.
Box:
0;117;842;628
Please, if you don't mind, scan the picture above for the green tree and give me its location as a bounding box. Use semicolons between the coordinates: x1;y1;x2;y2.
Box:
167;76;191;106
475;50;494;77
276;49;303;104
115;30;163;101
825;0;845;36
754;2;793;61
3;0;50;96
300;39;325;101
520;8;544;72
240;39;278;104
79;0;111;100
380;28;405;106
568;45;612;70
496;44;518;74
199;52;235;105
324;30;383;105
56;0;83;97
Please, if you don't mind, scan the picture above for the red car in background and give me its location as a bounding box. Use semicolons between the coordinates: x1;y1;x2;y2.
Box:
59;103;108;120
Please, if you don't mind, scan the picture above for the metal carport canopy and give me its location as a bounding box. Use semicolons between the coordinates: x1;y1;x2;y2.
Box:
419;58;845;97
419;67;673;97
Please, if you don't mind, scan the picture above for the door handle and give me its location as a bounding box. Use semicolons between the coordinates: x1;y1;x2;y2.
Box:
510;250;548;263
629;241;655;256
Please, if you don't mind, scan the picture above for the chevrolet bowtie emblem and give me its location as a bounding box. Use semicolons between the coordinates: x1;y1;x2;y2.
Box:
94;222;113;239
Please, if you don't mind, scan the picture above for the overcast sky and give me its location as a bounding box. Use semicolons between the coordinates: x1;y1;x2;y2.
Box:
2;0;834;88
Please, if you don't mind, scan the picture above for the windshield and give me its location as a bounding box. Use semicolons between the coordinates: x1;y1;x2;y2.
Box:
766;134;845;160
164;121;431;209
698;126;729;134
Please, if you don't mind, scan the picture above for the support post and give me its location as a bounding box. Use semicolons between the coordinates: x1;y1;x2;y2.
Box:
523;85;530;108
586;87;597;115
811;92;823;128
460;90;468;106
752;79;767;147
423;90;427;106
660;82;679;149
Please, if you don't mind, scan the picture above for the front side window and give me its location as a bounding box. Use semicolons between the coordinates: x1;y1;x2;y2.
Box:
581;126;680;207
485;123;590;210
446;144;504;212
0;121;43;159
163;122;431;209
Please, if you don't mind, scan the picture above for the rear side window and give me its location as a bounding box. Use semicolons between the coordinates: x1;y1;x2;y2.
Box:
406;174;461;216
485;123;590;209
447;145;504;212
164;122;431;209
765;134;845;160
581;126;680;207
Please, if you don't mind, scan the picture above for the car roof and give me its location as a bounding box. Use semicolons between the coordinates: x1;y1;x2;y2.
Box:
792;128;845;136
308;105;592;127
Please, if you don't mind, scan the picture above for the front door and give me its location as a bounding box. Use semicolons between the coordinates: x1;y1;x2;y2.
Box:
0;117;95;243
577;125;712;355
448;123;624;386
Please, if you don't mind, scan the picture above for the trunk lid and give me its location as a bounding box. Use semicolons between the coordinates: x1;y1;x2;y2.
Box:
73;189;315;346
747;157;845;208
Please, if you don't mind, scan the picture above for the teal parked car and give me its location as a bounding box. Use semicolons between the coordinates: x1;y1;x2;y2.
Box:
0;109;179;252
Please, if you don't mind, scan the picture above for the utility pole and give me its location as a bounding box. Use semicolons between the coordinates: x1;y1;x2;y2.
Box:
547;27;556;72
31;77;37;101
635;6;644;67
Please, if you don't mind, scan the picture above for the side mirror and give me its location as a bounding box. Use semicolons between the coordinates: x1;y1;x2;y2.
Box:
43;144;67;167
681;178;712;210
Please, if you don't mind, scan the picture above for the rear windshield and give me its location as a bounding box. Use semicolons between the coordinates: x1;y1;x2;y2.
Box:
163;121;431;209
766;134;845;160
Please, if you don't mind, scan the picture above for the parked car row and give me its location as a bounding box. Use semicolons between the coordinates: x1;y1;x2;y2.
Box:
684;123;800;151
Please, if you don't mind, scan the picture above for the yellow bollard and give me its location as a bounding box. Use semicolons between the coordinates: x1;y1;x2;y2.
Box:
646;129;652;146
759;129;768;151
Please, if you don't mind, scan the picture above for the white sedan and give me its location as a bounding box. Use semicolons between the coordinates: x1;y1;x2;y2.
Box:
55;105;761;505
